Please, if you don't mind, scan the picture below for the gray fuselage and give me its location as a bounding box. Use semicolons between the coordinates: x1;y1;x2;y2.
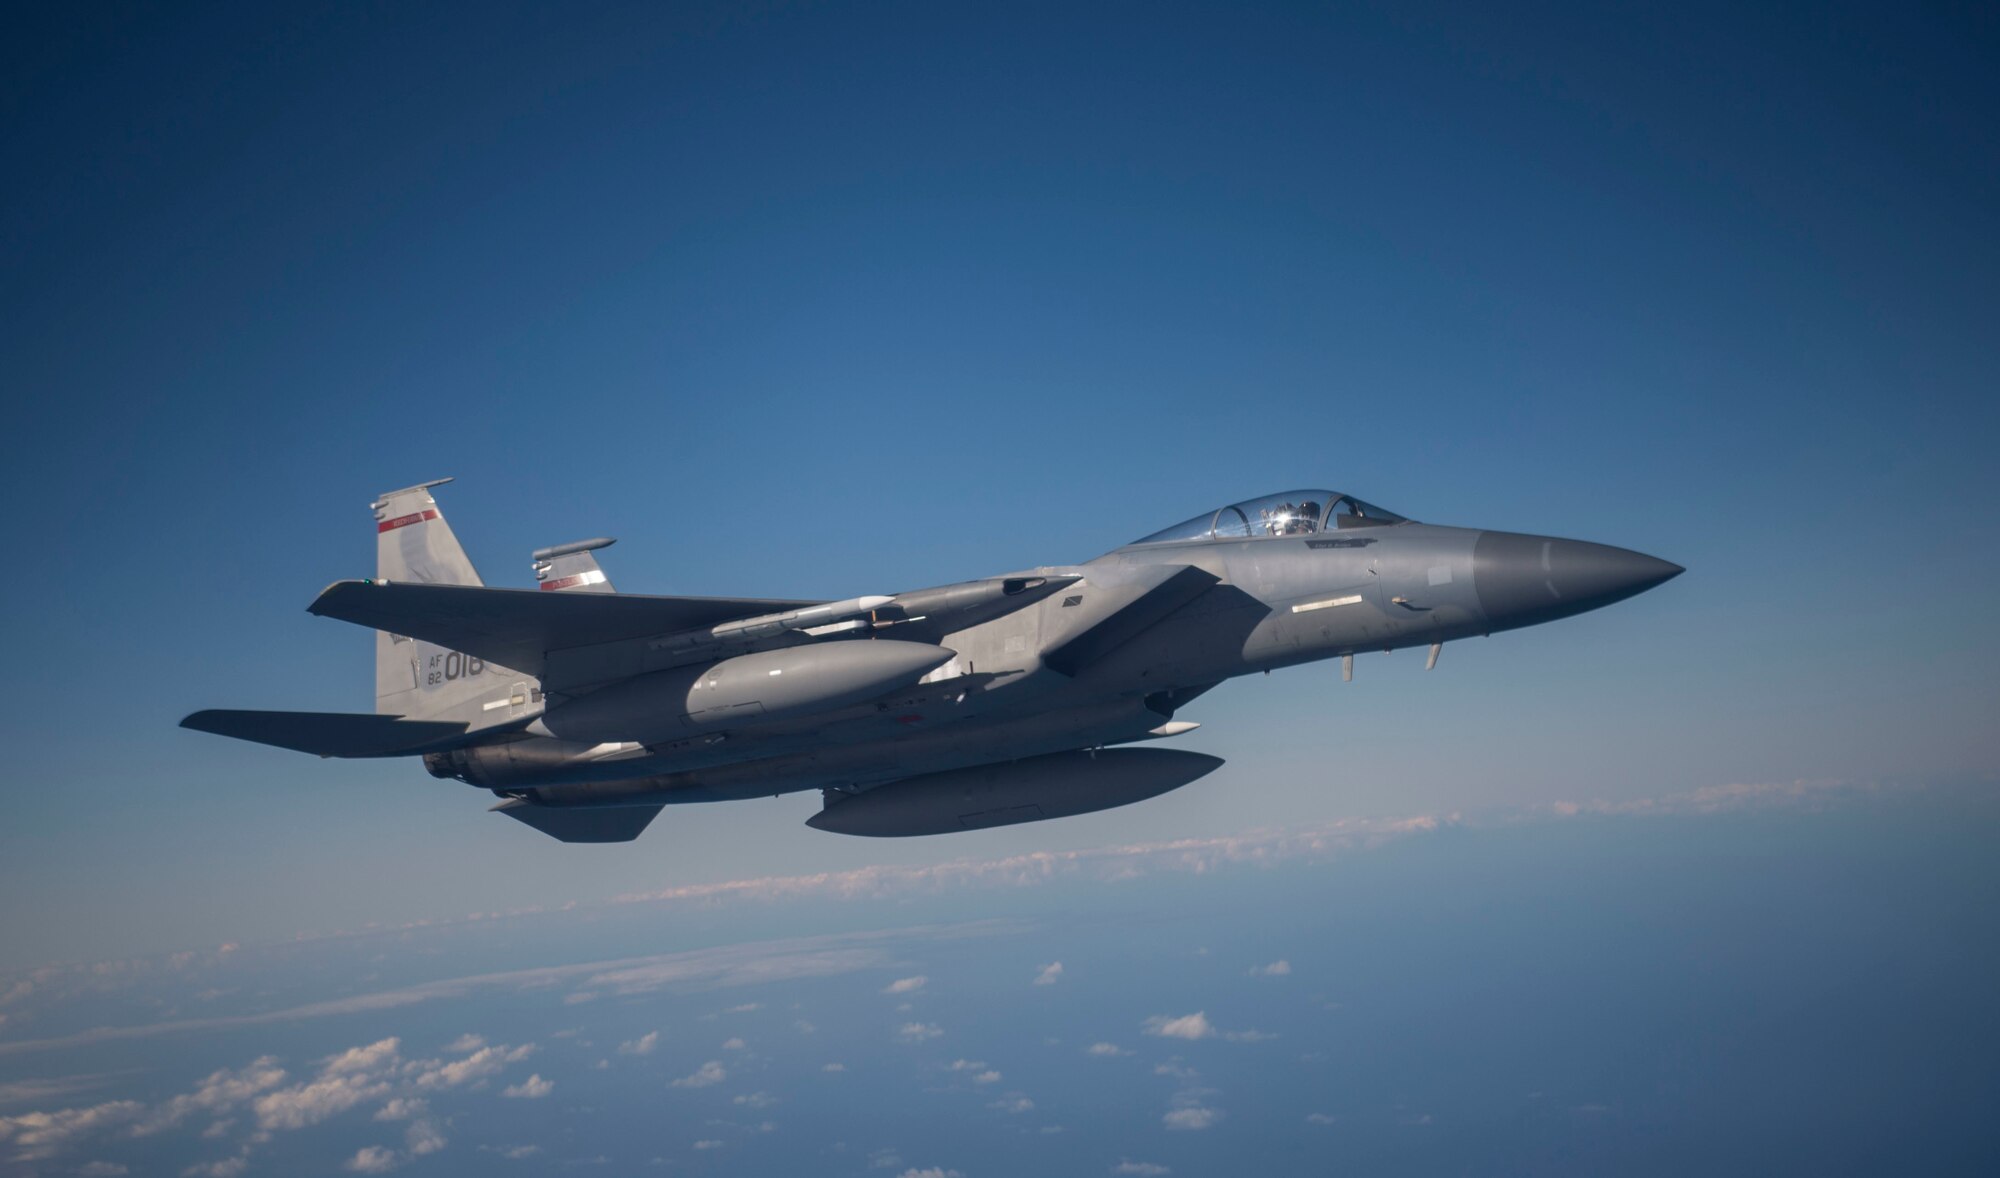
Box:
441;517;1680;811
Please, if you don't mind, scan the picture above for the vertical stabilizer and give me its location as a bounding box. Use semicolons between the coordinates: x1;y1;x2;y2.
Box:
376;478;481;587
533;537;617;593
372;480;529;722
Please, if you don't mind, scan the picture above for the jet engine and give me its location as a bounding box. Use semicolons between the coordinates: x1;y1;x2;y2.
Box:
423;737;633;787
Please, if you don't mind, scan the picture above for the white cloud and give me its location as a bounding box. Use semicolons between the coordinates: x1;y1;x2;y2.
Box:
987;1094;1034;1114
794;1020;817;1034
134;1057;288;1135
253;1069;393;1132
894;1023;943;1044
1141;1012;1271;1042
501;1074;552;1100
479;1144;542;1159
1250;960;1291;976
692;1139;723;1150
1085;1043;1129;1057
0;1037;522;1168
733;1092;777;1109
410;1043;535;1090
442;1034;485;1053
721;1037;746;1051
1033;962;1063;985
617;1032;659;1056
226;1032;532;1136
1113;1163;1170;1176
244;1037;532;1133
821;1063;846;1073
1152;1062;1196;1079
725;1002;762;1013
77;1163;129;1176
945;1061;1002;1084
897;1169;963;1178
405;1119;447;1155
344;1145;399;1173
1163;1106;1220;1130
325;1040;401;1076
374;1098;427;1121
671;1061;725;1089
882;976;927;995
0;1075;119;1107
1143;1013;1214;1040
1305;1112;1336;1125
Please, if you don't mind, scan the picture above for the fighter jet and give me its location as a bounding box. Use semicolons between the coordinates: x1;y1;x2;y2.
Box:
183;480;1681;842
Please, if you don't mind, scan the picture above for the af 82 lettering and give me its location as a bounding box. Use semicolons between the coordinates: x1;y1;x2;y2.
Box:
424;650;486;685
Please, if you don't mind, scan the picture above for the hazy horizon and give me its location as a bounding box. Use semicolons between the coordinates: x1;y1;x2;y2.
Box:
4;780;1995;1176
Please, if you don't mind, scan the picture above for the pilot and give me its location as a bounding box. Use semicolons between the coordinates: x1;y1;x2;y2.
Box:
1297;500;1321;533
1278;502;1298;534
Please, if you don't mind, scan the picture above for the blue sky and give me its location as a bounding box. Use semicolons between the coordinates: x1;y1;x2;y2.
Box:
2;0;1997;967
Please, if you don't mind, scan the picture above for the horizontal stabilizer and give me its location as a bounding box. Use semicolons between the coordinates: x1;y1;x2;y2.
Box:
181;709;469;758
310;581;823;676
492;799;663;843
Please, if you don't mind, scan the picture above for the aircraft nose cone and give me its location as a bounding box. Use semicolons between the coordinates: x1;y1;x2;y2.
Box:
1473;532;1682;632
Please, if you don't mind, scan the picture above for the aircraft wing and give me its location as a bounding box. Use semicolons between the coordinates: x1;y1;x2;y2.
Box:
308;581;822;676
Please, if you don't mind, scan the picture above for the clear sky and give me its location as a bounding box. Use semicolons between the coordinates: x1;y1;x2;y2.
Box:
3;0;1997;967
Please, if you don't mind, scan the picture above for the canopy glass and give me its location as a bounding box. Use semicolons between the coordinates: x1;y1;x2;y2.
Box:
1130;490;1407;545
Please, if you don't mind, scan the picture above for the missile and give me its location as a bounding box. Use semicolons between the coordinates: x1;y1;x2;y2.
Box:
872;573;1081;630
530;537;616;562
710;595;897;641
805;747;1224;837
701;574;1082;644
634;574;1082;667
627;595;897;661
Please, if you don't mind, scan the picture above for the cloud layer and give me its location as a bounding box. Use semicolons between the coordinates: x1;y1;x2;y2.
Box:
0;1035;530;1170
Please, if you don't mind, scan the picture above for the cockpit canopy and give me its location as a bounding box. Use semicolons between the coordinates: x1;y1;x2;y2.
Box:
1130;490;1408;545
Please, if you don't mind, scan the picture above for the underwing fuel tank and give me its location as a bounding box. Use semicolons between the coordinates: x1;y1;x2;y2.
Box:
534;640;955;746
805;747;1225;837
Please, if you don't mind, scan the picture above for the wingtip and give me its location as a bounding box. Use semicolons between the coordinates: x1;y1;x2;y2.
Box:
307;579;373;615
